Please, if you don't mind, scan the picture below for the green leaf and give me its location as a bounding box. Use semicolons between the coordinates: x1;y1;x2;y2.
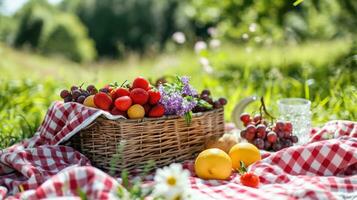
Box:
197;99;213;109
77;188;88;200
184;111;192;125
117;186;125;197
109;141;126;176
238;161;247;175
121;170;130;189
293;0;304;6
140;160;156;178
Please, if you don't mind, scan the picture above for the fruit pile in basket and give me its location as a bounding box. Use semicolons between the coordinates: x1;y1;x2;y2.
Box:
59;76;227;120
239;98;298;151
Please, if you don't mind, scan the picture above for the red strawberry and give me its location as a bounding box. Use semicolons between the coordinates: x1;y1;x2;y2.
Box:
130;88;149;105
94;92;113;111
148;104;165;117
115;88;130;98
110;107;127;117
143;104;151;116
148;90;161;105
238;161;260;188
240;172;260;188
133;77;149;90
114;96;132;111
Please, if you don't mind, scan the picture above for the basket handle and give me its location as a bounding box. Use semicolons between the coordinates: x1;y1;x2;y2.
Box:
231;96;259;130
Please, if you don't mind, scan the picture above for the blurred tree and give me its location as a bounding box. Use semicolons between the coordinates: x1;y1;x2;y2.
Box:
40;14;97;63
3;0;356;59
61;0;188;57
12;0;96;62
184;0;357;43
13;0;52;48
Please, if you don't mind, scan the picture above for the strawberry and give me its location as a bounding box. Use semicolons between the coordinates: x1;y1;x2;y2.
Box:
148;90;161;105
94;92;113;111
133;77;150;90
114;96;132;111
130;88;149;105
238;161;260;188
240;172;260;188
115;88;130;97
148;104;165;117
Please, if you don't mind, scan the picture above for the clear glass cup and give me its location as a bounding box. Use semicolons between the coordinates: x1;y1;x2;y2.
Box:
277;98;311;145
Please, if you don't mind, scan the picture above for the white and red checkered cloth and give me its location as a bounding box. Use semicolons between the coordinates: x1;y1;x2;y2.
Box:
1;102;356;200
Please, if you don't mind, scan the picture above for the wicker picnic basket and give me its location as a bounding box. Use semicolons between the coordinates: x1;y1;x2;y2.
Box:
69;108;224;173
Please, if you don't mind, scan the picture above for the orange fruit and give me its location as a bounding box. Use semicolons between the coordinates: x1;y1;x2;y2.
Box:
229;143;261;171
127;104;145;119
194;148;232;180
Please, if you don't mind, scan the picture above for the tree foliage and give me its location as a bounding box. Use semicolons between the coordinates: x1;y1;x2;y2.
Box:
1;0;356;59
12;0;96;62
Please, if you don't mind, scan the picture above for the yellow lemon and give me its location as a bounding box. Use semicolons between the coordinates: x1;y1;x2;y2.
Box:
194;148;232;180
127;104;145;119
229;142;261;170
83;95;96;108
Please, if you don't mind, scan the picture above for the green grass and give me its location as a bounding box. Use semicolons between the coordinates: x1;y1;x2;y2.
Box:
0;39;356;149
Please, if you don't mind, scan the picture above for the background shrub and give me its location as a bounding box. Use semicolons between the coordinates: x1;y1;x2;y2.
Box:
12;0;96;62
40;14;97;63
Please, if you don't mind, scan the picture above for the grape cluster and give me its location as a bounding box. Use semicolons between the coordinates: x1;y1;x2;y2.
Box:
239;113;298;151
60;84;98;103
192;89;227;113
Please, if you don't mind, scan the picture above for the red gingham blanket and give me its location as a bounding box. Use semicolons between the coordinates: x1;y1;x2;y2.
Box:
1;102;356;200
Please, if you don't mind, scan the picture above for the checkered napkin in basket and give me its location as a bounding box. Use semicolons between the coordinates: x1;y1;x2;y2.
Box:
0;102;356;200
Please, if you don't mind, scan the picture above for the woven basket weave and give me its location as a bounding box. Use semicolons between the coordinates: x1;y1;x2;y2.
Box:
69;108;224;173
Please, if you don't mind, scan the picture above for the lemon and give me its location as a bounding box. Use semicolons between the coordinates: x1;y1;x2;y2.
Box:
229;142;261;170
127;104;145;119
83;95;96;108
194;148;232;180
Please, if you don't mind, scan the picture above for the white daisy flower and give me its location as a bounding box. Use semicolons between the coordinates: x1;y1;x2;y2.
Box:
242;33;249;40
203;65;214;74
172;32;186;44
194;41;207;54
249;23;257;32
199;57;214;74
245;47;253;53
199;57;210;66
207;27;218;37
152;163;190;200
254;36;262;43
209;39;221;49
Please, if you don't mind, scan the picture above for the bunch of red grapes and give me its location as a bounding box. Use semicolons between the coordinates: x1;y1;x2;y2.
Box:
60;85;98;103
239;113;298;151
192;89;227;113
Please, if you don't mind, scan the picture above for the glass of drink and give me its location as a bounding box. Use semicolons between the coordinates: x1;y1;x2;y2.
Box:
277;98;311;144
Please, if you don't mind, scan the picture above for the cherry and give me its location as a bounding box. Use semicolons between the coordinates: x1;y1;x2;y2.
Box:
253;138;265;149
240;113;251;125
246;124;256;134
60;90;70;99
290;135;299;143
267;131;277;143
253;114;262;123
284;121;293;132
275;121;285;131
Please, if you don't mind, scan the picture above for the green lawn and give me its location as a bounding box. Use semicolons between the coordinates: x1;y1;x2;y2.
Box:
0;39;356;148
